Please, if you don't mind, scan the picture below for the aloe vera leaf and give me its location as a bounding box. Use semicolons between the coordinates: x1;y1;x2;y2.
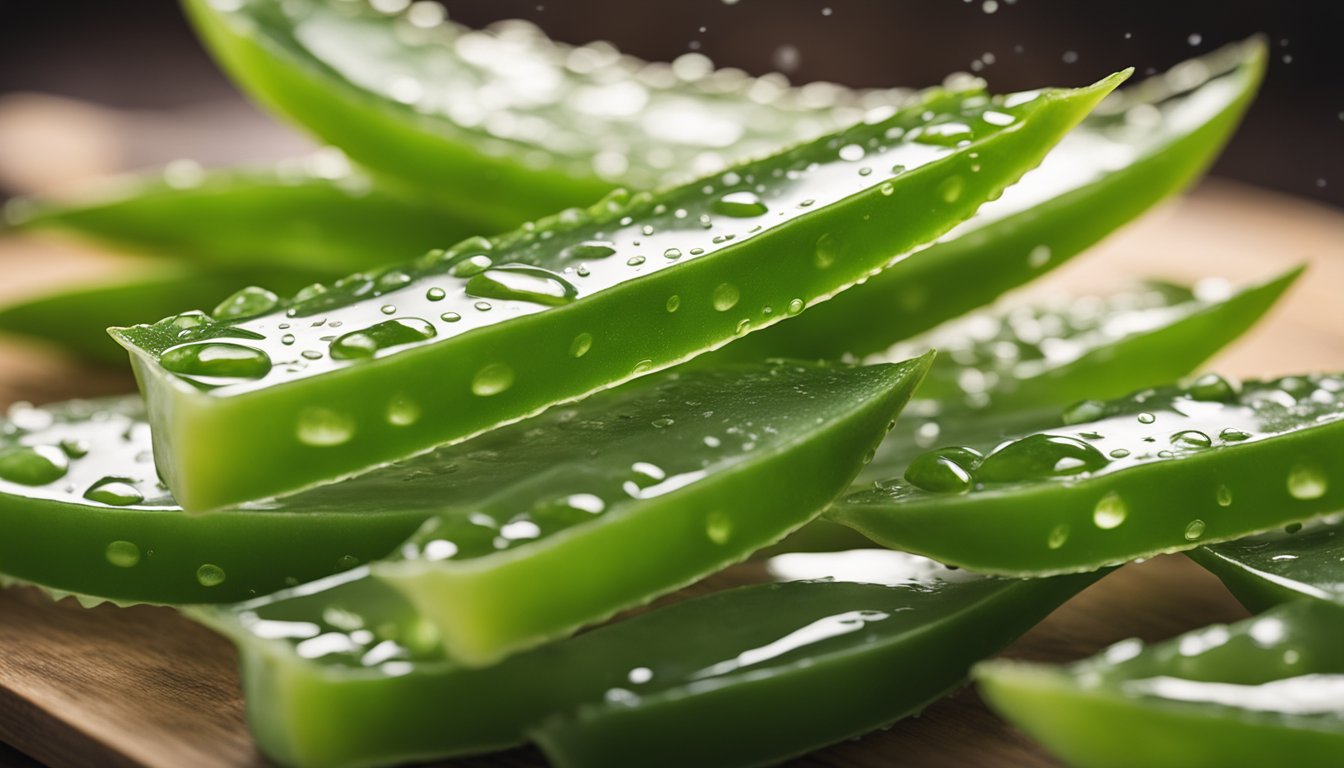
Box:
190;549;1098;768
769;270;1300;557
0;359;922;619
709;37;1267;362
976;600;1344;768
828;372;1344;576
0;267;320;366
181;0;914;227
1189;520;1344;613
110;74;1123;512
4;158;478;275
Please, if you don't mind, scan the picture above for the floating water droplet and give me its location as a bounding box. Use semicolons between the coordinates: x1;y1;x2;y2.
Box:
212;286;279;320
330;318;436;360
1287;464;1327;500
472;363;515;396
1170;430;1212;450
297;408;355;447
1216;485;1233;507
570;332;593;358
665;295;681;313
712;283;740;311
105;540;141;568
711;191;768;217
904;446;983;493
977;434;1109;482
197;563;227;587
386;396;420;427
466;265;578;306
84;477;144;506
0;445;68;486
705;511;732;544
1184;519;1207;540
1093;492;1128;529
161;342;272;385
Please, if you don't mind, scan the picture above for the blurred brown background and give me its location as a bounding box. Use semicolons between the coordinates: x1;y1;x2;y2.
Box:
0;0;1340;207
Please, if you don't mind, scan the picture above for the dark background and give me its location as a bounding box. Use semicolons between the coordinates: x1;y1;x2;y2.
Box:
0;0;1340;206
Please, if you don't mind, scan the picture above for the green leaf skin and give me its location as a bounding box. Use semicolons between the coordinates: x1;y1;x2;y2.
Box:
191;549;1100;768
1190;521;1344;613
709;37;1267;362
0;359;922;621
5;160;479;276
181;0;913;227
768;272;1298;557
111;75;1122;513
976;600;1344;768
829;373;1344;576
0;268;320;366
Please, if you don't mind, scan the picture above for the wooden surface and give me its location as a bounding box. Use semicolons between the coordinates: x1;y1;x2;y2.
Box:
0;181;1340;768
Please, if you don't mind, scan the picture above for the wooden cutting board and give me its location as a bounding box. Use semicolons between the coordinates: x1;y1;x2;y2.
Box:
0;181;1341;768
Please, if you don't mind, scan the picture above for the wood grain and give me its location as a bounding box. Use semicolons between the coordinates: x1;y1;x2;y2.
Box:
0;181;1340;768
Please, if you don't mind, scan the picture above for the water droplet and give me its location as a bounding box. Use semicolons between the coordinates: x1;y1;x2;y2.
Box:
83;477;144;506
425;287;446;301
633;359;654;374
1028;245;1051;268
1186;373;1239;402
212;286;278;320
666;295;681;313
330;318;436;360
712;283;740;311
569;332;593;358
466;265;578;306
814;233;839;269
161;342;272;385
449;254;493;277
705;511;732;544
1184;519;1207;540
440;312;461;323
626;255;646;267
711;191;768;217
386;396;420;427
904;446;982;493
1219;427;1251;442
297;408;355;447
105;540;141;568
786;298;805;315
1093;492;1128;529
879;182;894;196
977;434;1109;483
1137;412;1156;424
281;333;296;345
938;175;965;204
1216;485;1233;507
1287;464;1327;500
376;270;411;292
472;363;515;396
663;248;682;260
563;241;617;261
651;417;675;429
1062;399;1105;425
1047;524;1069;550
0;445;68;486
196;564;227;587
1109;448;1131;459
59;439;88;459
838;143;865;161
1170;430;1212;450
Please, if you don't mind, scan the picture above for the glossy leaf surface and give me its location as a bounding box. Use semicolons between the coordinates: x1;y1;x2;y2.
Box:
977;600;1344;768
1191;519;1344;613
112;75;1121;511
183;0;913;226
5;158;479;275
0;360;921;620
830;372;1344;575
194;549;1099;768
712;38;1266;361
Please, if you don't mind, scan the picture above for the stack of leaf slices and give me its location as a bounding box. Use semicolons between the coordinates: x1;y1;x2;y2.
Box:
1;3;1340;766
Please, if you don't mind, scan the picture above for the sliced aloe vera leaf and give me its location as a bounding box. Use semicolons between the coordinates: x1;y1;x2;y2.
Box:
976;600;1344;768
0;267;319;366
182;0;914;226
111;74;1122;512
828;372;1344;576
1190;520;1344;613
4;157;478;275
0;359;922;615
191;549;1099;768
713;37;1267;361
